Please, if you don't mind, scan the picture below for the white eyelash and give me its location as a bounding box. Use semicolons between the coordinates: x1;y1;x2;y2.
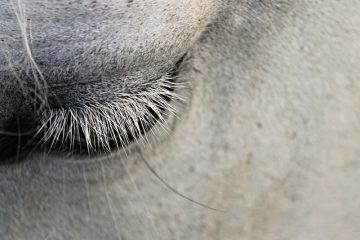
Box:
36;76;185;153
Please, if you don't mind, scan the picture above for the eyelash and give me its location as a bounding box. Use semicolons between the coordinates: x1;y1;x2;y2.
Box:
35;76;184;154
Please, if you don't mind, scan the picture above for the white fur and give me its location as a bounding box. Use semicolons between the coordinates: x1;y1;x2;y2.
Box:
1;0;360;239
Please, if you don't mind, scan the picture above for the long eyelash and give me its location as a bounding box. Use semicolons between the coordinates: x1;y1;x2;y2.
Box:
35;76;186;153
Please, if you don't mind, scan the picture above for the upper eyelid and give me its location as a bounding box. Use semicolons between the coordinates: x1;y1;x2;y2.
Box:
36;75;184;154
46;53;188;109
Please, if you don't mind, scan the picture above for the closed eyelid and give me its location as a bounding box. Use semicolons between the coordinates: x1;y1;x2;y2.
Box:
34;53;188;154
0;0;215;161
36;75;185;154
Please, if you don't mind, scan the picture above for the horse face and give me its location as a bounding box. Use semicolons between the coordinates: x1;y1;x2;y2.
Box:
2;1;360;240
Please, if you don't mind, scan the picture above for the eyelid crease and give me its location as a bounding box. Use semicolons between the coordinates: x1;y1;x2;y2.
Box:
35;76;186;154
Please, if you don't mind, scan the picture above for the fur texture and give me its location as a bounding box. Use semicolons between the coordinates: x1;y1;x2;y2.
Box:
1;0;360;240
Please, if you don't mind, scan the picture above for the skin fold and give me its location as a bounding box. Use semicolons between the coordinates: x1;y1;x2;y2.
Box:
1;0;360;239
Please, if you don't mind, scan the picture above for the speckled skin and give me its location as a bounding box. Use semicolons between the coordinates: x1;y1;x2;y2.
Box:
1;0;360;239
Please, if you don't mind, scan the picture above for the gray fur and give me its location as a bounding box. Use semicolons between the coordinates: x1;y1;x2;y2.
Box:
1;0;360;239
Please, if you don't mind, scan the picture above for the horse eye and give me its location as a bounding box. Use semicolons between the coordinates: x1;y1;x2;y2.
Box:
36;77;180;154
33;56;186;155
